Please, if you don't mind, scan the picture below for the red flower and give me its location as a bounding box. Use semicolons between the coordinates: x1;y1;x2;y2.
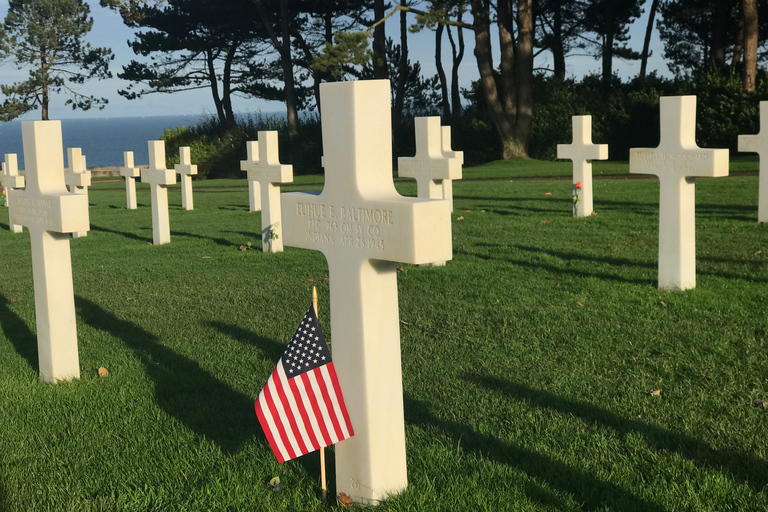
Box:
574;182;582;190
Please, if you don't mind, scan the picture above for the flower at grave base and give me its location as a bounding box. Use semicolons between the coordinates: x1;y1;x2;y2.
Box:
574;182;582;189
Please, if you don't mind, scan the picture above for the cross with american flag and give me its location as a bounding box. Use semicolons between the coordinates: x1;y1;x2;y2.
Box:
255;306;353;463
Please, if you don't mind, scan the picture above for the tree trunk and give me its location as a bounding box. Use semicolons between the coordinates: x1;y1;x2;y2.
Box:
222;43;238;128
733;0;744;65
743;0;757;92
711;0;729;69
498;0;517;118
280;0;299;138
393;0;408;136
469;0;532;159
640;0;660;81
602;31;614;83
552;0;566;78
446;17;465;115
435;23;450;117
206;49;227;127
373;0;388;79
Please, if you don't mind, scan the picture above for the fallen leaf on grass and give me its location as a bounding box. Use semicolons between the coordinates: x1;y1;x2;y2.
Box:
98;367;109;378
645;389;661;397
575;301;584;307
304;278;314;283
732;231;744;235
544;192;552;196
464;210;471;212
324;277;329;282
591;211;597;216
397;267;407;273
497;225;502;228
456;216;464;221
269;476;283;492
338;493;354;509
753;400;768;408
201;256;211;259
660;301;667;307
547;276;562;281
755;250;763;255
540;220;550;224
10;298;21;302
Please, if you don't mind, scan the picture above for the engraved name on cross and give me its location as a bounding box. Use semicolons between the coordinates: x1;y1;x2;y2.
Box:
174;146;197;210
141;141;176;245
240;142;261;212
249;131;292;252
119;151;140;210
630;95;728;290
282;80;452;504
557;115;608;217
8;121;90;382
65;148;91;238
738;101;768;222
1;153;24;233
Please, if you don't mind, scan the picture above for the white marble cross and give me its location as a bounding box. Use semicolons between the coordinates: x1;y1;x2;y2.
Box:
65;148;91;238
119;151;140;210
738;101;768;222
282;80;452;504
557;115;608;217
630;95;728;290
398;116;462;204
440;125;463;212
240;143;262;212
7;121;90;382
244;132;293;252
1;153;25;233
141;141;176;245
174;146;197;210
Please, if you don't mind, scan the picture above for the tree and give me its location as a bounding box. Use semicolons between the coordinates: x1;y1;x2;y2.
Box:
582;0;643;83
0;0;113;121
743;0;758;91
104;0;272;128
640;0;660;81
534;0;588;78
470;0;534;158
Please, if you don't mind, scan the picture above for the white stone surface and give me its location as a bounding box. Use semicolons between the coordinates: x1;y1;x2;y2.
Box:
8;121;90;383
248;131;293;252
557;115;608;217
65;148;91;238
440;125;463;212
174;146;197;210
240;142;262;212
282;80;452;504
738;101;768;222
630;95;729;290
1;153;25;233
141;141;176;245
119;151;140;210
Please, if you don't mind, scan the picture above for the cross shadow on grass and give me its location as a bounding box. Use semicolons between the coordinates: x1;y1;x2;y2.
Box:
466;375;768;494
404;393;664;512
171;230;235;248
454;244;654;286
206;320;285;363
75;296;258;455
90;224;151;243
0;294;37;373
0;222;10;230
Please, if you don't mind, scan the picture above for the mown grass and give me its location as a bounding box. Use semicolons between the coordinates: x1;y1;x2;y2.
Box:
0;162;766;511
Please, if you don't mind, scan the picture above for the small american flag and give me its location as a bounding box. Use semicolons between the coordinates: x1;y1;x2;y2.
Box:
255;305;354;462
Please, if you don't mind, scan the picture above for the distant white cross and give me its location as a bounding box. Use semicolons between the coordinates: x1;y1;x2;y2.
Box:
440;125;463;212
141;141;176;245
240;143;261;212
282;80;452;504
1;153;25;233
738;101;768;222
630;95;729;290
7;121;90;382
65;148;91;238
119;151;140;210
174;146;197;210
246;131;293;252
557;115;608;217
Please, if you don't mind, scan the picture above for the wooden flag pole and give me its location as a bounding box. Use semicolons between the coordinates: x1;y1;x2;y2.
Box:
312;286;327;503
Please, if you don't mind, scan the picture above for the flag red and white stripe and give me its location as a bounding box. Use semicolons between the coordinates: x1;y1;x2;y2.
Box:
255;306;353;462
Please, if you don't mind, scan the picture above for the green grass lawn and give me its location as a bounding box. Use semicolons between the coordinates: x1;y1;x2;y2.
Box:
0;164;766;511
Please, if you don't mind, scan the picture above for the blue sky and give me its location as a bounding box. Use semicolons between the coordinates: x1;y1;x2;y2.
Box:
0;0;670;120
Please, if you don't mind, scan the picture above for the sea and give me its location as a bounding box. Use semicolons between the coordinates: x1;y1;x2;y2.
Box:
0;114;214;169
